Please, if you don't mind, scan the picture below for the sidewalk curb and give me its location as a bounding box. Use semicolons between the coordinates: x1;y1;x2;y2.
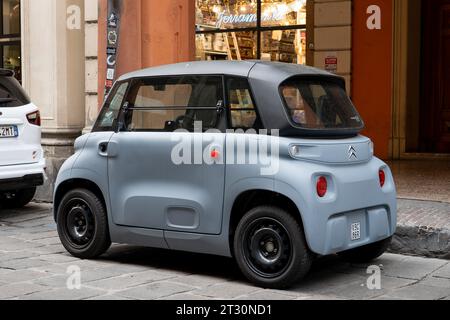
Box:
390;225;450;260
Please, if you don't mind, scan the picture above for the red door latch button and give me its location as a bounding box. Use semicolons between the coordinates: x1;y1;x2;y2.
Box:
211;150;220;159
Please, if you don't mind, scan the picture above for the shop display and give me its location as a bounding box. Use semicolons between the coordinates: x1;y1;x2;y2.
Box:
195;0;307;64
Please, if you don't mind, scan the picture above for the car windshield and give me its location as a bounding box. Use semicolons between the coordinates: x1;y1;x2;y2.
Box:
0;75;30;108
280;79;364;130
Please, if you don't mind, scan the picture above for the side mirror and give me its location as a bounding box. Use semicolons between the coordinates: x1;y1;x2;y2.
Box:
116;102;130;133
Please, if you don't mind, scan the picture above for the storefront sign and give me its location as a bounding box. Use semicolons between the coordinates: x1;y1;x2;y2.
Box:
104;0;122;98
325;54;338;74
216;12;284;28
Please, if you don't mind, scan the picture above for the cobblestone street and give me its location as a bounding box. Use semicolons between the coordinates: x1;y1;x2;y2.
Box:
0;203;449;300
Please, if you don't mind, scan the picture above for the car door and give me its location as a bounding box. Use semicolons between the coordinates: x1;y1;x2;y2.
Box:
107;75;226;235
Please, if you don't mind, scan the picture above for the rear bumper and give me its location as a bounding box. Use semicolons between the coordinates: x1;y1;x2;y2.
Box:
0;159;46;191
276;157;397;256
323;206;395;255
0;173;44;191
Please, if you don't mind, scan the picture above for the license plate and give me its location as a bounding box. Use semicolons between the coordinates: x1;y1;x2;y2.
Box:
0;125;18;138
351;223;361;241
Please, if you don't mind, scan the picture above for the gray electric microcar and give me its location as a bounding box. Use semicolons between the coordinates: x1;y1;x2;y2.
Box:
54;61;397;289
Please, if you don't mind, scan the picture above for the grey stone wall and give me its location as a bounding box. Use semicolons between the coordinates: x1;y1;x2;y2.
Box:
35;138;76;203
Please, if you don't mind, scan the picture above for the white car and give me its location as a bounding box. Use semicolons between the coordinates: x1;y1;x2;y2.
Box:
0;69;45;209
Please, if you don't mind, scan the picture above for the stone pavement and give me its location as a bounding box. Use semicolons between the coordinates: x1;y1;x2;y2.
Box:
0;203;449;300
392;199;450;259
386;160;450;259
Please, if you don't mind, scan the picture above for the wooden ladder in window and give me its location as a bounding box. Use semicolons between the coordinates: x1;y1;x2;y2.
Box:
225;32;242;61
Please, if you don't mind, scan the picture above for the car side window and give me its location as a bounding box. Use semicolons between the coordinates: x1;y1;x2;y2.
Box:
124;76;224;132
227;77;260;130
93;81;129;132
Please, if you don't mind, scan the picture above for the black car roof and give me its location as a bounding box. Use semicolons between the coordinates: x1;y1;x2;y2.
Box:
116;61;356;137
118;60;340;83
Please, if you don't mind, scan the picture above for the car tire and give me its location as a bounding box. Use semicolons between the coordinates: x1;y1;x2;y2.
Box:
233;206;313;289
1;188;36;209
338;237;392;263
57;189;111;259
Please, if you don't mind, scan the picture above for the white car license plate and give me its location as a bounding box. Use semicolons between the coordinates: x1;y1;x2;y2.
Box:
0;125;18;138
351;223;361;241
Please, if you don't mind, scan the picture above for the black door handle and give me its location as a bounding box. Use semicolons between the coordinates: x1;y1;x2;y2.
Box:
99;142;109;155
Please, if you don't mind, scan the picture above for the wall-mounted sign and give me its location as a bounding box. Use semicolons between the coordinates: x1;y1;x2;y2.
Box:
325;54;338;74
106;55;116;67
108;11;118;28
107;30;118;46
106;68;115;80
367;5;382;30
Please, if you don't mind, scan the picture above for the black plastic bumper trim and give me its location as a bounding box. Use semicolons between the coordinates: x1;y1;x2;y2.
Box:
0;174;44;191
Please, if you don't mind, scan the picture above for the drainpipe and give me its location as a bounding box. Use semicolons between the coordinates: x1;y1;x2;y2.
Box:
104;0;122;98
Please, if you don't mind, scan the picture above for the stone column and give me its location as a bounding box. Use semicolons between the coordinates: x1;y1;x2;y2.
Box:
21;0;86;201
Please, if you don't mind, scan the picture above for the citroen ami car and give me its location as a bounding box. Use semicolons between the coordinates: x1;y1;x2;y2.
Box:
54;61;397;289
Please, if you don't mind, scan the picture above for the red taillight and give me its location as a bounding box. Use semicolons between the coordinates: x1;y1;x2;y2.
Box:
379;170;386;188
27;111;41;126
317;176;328;198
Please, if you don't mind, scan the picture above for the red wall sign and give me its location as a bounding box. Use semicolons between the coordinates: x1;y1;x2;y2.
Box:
325;55;338;74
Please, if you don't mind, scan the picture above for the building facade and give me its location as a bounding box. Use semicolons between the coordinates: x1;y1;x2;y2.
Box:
10;0;450;200
0;0;21;81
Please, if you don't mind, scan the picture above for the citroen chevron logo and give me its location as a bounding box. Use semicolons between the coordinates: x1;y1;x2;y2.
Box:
348;146;358;160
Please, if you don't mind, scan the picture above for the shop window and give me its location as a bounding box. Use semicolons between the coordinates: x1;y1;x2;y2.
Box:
0;0;21;82
261;29;306;64
196;0;257;31
196;31;257;60
2;0;20;35
2;44;20;79
260;0;306;27
196;0;307;65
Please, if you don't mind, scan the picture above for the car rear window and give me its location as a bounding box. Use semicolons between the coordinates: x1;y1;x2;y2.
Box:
280;79;364;131
0;74;31;108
